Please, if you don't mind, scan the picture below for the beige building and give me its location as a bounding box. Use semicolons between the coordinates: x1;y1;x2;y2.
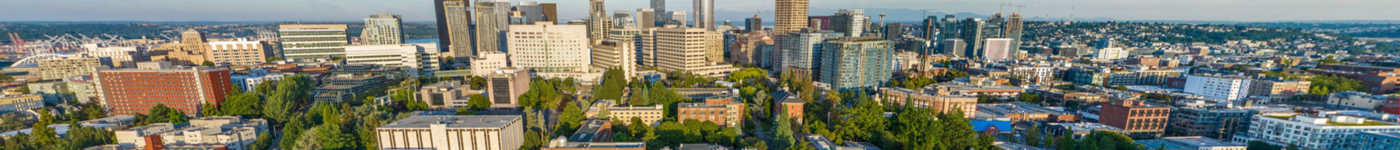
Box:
591;40;635;79
113;116;267;150
774;0;809;33
279;24;349;60
206;39;270;66
608;105;665;126
1248;79;1311;101
508;23;591;73
640;27;736;77
376;115;523;150
419;81;477;108
81;44;145;68
471;53;509;77
362;12;404;45
878;87;978;118
344;44;441;76
151;29;211;65
36;57;109;80
486;67;529;108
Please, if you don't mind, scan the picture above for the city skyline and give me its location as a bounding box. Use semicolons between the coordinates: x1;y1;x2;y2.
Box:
2;0;1397;22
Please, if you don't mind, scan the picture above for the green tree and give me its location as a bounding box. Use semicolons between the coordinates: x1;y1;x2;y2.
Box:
555;101;585;136
201;61;215;66
467;94;491;110
770;113;796;150
313;123;357;149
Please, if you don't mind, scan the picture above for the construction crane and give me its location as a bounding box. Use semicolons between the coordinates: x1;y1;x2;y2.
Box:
919;9;940;17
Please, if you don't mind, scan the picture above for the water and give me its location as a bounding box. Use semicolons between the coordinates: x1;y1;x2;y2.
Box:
406;38;441;48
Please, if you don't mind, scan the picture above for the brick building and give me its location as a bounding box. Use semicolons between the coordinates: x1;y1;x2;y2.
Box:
677;95;745;127
1098;100;1171;139
94;62;232;116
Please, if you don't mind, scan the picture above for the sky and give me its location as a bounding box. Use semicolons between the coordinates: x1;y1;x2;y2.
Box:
1;0;1397;22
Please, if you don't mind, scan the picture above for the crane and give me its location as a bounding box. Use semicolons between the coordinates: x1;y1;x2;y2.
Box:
919;9;940;17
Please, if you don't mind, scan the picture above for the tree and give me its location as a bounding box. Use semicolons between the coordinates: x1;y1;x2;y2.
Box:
555;101;585;136
201;61;215;66
467;94;491;110
469;76;487;90
313;123;357;149
455;107;474;115
770;113;796;150
628;117;649;139
1026;124;1043;147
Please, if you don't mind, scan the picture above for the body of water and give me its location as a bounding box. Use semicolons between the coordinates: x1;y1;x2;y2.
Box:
406;38;441;48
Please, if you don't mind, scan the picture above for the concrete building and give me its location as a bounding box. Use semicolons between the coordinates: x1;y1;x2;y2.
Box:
1094;47;1129;60
471;53;509;77
279;24;349;59
640;27;736;77
206;39;269;66
1099;100;1171;138
229;70;287;93
818;37;893;91
344;44;441;76
608;105;665;126
362;12;404;45
508;23;591;73
419;81;476;108
591;40;636;79
982;38;1013;61
773;0;808;33
1236;114;1400;149
94;62;232;116
81;44;146;68
113;116;267;150
486;67;529;108
941;39;967;57
1134;136;1245;150
586;0;610;44
830;9;866;37
745;15;762;33
775;29;841;76
376;114;523;150
1167;102;1293;141
692;0;714;31
976;102;1079;123
0;94;42;113
434;0;475;58
1328;91;1397;110
677;95;745;127
36;56;110;80
476;0;511;54
637;8;656;29
1247;78;1310;102
1345;131;1400;150
150;29;211;65
878;87;978;118
1184;75;1253;101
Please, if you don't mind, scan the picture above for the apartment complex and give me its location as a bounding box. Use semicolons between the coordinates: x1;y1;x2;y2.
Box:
773;0;808;33
1183;75;1253;101
507;23;591;73
677;95;745;127
1247;78;1310;101
94;62;232;116
376;115;523;150
36;57;109;80
279;24;349;59
1099;100;1171;138
1236;114;1400;149
343;44;441;76
206;39;270;66
0;94;42;113
362;12;404;45
819;37;893;91
877;87;978;118
608;105;665;126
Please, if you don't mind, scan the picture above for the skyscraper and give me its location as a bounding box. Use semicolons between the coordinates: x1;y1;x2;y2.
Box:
541;3;557;23
693;0;715;31
937;15;960;43
638;8;656;29
983;38;1012;61
516;1;545;24
362;12;403;45
921;16;937;41
776;29;841;77
651;0;667;27
745;15;763;33
279;24;348;59
831;9;867;37
476;0;510;54
434;0;474;59
884;23;904;40
1004;13;1025;49
640;27;736;77
508;23;590;72
587;0;610;44
614;11;635;29
819;37;893;91
775;0;809;33
959;18;985;58
669;11;687;27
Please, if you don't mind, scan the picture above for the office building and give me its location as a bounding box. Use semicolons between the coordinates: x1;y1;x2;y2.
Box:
982;38;1012;61
279;24;348;60
471;53;509;76
1133;136;1245;150
640;27;737;77
476;0;510;54
677;95;745;127
668;11;687;27
692;0;714;31
591;40;635;79
113;116;267;150
920;16;938;41
830;9;866;37
515;1;545;24
0;94;42;113
937;15;960;43
884;23;904;40
1095;47;1128;60
878;87;977;118
94;62;231;116
362;12;404;45
150;29;210;65
1328;91;1397;110
637;8;656;29
343;44;441;76
941;39;967;56
507;23;589;73
1184;75;1253;101
818;37;893;91
486;67;529;108
745;15;762;33
650;0;667;27
419;81;475;108
206;39;269;66
958;18;986;58
314;72;387;102
774;0;808;33
1099;100;1171;138
612;11;635;29
434;0;475;58
1237;114;1400;149
1346;131;1400;150
81;44;145;68
36;57;110;80
1167;104;1273;140
1248;78;1311;102
376;115;523;150
587;0;610;44
775;29;840;76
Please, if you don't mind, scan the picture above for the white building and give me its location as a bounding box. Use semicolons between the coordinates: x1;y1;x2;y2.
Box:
81;44;144;68
1234;114;1400;149
983;38;1013;61
344;43;441;76
471;52;509;77
1183;75;1252;101
640;27;736;77
1095;47;1129;60
114;116;268;150
362;12;404;45
376;115;523;150
207;39;270;66
1328;91;1396;110
230;70;287;92
507;23;591;73
590;40;636;79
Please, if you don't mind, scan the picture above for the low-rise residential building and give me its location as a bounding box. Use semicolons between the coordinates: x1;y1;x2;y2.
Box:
1345;131;1400;150
1247;78;1310;102
1328;91;1397;110
376;115;523;150
1235;114;1400;149
1099;100;1171;139
878;87;978;118
608;105;665;126
0;94;43;113
677;95;745;127
229;70;287;92
113;116;267;150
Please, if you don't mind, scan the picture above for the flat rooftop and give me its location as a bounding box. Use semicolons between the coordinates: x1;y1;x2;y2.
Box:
380;115;520;129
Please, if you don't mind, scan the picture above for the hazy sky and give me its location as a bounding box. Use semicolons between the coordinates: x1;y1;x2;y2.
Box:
1;0;1397;22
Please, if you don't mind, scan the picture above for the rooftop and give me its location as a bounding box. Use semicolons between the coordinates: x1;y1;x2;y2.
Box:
380;115;521;129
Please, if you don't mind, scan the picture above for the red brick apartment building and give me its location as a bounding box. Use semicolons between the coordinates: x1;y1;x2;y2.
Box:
1099;100;1171;139
94;62;232;116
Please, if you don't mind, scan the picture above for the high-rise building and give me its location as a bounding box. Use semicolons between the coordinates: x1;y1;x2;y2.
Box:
376;115;523;150
507;23;590;73
941;39;967;56
344;44;440;76
486;67;530;108
693;0;715;31
206;39;269;66
151;29;211;65
818;37;893;91
650;0;667;27
983;38;1012;61
669;11;687;27
745;15;763;33
36;57;110;80
921;16;938;41
541;3;557;23
774;0;809;33
515;1;545;24
591;40;636;79
831;9;866;37
613;11;635;29
958;18;985;58
587;0;610;44
362;12;404;45
640;27;737;77
807;16;831;30
1184;75;1253;101
95;62;232;116
1099;100;1171;138
279;24;349;60
1004;13;1025;51
884;23;904;40
435;0;475;59
475;1;511;54
637;8;656;29
937;15;960;42
776;29;841;76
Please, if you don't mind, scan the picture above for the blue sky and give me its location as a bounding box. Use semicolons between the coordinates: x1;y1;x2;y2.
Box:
1;0;1397;22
